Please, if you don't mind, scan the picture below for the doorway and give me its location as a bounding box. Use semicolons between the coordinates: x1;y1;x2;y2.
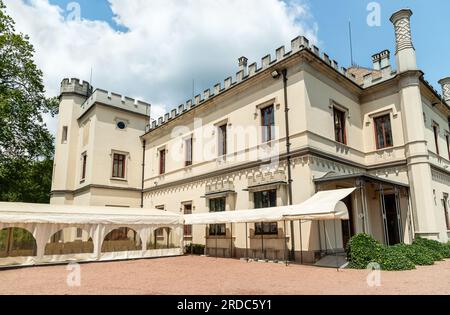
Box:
383;194;400;245
341;195;354;250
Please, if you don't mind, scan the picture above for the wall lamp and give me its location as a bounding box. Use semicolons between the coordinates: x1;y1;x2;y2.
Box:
271;70;281;79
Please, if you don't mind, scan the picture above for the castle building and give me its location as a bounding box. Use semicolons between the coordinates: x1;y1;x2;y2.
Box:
51;9;450;263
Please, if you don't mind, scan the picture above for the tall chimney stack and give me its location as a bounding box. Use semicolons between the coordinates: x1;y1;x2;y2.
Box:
390;9;417;73
372;50;391;71
438;77;450;103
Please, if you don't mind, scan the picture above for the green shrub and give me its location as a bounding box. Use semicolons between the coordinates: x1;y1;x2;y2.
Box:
185;243;205;255
346;234;383;269
413;237;449;259
392;244;435;266
376;246;416;271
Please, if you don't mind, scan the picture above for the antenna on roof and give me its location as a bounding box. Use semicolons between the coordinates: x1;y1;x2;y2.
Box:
348;19;355;67
88;66;93;96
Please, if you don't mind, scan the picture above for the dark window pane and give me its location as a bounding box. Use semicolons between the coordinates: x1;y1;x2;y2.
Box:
333;108;346;144
159;149;166;174
218;124;227;157
185;138;193;166
254;190;277;235
261;105;275;143
112;154;126;178
374;115;393;149
184;204;192;237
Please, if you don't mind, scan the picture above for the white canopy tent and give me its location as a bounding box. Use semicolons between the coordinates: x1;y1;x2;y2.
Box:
0;203;184;268
0;203;183;226
184;188;356;225
0;188;356;267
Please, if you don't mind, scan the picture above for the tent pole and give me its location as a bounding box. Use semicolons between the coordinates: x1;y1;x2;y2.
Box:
283;220;288;266
333;215;339;271
167;228;170;249
261;222;264;261
230;223;233;258
6;228;12;256
298;220;303;264
323;221;328;254
245;222;249;262
317;220;322;254
215;225;218;259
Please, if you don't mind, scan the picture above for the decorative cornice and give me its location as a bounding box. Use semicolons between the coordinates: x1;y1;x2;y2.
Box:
51;184;142;196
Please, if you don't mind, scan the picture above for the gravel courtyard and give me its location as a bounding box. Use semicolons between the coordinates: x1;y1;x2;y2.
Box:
0;256;449;295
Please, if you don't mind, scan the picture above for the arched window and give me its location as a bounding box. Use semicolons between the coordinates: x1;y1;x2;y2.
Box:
45;228;94;255
102;227;142;252
148;228;175;249
0;228;37;258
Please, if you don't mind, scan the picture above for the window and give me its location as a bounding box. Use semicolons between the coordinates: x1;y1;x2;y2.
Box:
81;154;87;180
333;107;346;144
433;124;440;155
261;105;275;143
446;134;450;160
185;137;193;167
159;148;166;175
218;124;227;157
183;204;193;237
155;206;166;236
254;190;278;235
374;114;393;149
62;126;68;143
209;198;226;236
112;153;126;179
116;121;126;130
76;228;83;238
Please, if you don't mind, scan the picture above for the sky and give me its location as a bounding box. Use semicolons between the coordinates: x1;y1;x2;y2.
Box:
4;0;450;134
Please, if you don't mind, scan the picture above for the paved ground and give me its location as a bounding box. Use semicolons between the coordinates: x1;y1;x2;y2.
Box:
0;256;449;295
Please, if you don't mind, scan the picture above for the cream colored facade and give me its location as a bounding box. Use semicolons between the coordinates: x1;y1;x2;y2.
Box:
51;9;450;264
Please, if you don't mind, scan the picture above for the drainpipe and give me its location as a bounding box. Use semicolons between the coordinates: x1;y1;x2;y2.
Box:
140;140;146;208
281;69;296;261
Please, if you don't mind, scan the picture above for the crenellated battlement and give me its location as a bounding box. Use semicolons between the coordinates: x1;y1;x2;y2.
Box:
60;78;93;97
79;88;151;119
146;35;398;131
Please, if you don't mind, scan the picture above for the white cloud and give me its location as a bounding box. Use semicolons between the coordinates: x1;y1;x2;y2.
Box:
5;0;318;133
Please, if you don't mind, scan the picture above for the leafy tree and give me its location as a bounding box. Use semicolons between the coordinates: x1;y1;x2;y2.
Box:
0;0;57;203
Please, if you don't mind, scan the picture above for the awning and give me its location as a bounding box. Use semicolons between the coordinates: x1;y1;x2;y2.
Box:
0;203;183;226
183;188;356;225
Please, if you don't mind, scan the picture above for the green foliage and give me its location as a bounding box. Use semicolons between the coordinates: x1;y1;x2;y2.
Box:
346;234;382;269
347;234;450;271
376;246;416;271
413;237;450;259
185;243;205;255
0;0;56;203
0;157;53;203
392;243;435;266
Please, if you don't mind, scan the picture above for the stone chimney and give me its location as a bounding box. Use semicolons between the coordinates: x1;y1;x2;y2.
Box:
372;50;391;70
438;77;450;102
390;9;417;73
238;56;248;76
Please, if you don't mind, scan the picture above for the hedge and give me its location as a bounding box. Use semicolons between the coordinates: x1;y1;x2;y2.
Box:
391;244;434;266
413;237;450;259
347;234;449;271
376;246;416;271
185;243;205;255
346;234;382;269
